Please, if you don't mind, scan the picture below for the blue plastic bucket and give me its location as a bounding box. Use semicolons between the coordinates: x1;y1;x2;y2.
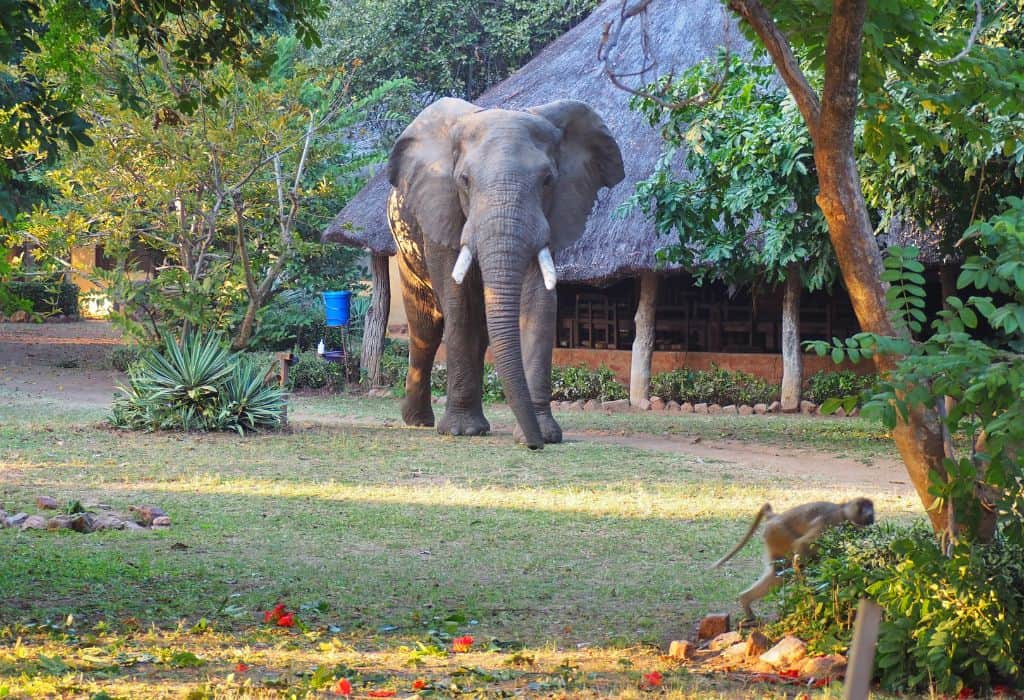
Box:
322;290;351;327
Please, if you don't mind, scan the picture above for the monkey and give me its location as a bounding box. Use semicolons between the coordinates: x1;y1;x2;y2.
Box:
711;498;875;620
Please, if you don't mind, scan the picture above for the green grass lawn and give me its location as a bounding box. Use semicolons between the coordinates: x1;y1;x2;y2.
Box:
0;390;917;698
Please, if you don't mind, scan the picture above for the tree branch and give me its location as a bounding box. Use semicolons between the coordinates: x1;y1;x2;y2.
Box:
726;0;821;138
934;0;984;66
598;0;731;111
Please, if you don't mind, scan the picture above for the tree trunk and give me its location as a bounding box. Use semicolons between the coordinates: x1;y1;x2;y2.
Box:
630;271;658;405
779;265;802;412
361;254;391;388
232;300;260;350
731;0;949;533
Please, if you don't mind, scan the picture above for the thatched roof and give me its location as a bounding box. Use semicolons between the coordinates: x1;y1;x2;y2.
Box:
322;0;740;282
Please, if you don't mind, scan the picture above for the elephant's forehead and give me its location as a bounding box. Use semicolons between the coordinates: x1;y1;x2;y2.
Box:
459;109;557;144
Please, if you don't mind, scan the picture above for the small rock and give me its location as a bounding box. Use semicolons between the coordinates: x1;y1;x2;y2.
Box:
767;400;782;413
698;612;730;640
721;404;739;415
751;660;776;674
650;397;665;411
583;399;601;411
800;653;847;679
129;504;168;526
760;635;808;668
602;398;630;412
835;406;847;418
745;630;773;657
151;515;172;528
690;435;702;444
668;639;695;660
708;404;723;415
47;514;75;530
21;515;47;530
6;512;29;528
0;509;6;526
665;400;681;412
633;398;651;411
849;407;860;417
721;641;748;659
799;400;817;415
437;395;447;406
36;496;59;510
694;403;709;415
681;402;695;413
122;521;145;531
738;405;754;416
48;513;95;533
9;309;29;323
753;403;768;415
571;400;585;411
708;630;742;651
92;514;127;531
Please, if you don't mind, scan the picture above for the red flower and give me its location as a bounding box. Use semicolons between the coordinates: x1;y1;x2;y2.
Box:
642;671;663;688
412;679;428;691
367;691;396;698
235;662;250;673
452;635;474;652
333;678;353;696
263;603;288;623
277;612;296;627
958;689;975;699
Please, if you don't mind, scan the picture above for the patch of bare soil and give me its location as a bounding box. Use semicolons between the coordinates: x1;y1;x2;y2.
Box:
0;321;125;407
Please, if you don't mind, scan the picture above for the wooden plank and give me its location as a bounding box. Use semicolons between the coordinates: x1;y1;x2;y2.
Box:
844;598;883;700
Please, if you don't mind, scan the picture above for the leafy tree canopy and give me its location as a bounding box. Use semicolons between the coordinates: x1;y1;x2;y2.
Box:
623;52;834;291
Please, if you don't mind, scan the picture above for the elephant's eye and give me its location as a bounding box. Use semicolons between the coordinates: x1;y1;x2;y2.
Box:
542;172;554;187
458;172;470;188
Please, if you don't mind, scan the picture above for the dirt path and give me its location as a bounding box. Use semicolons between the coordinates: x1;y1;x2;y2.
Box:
0;321;911;494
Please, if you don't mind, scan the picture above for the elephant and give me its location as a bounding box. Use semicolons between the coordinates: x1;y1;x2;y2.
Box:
387;97;624;449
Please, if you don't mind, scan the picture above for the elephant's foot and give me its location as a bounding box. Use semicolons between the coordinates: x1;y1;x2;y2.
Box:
513;412;562;444
402;398;435;427
437;409;491;436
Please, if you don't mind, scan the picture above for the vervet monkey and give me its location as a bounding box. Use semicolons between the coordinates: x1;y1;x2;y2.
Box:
712;498;876;619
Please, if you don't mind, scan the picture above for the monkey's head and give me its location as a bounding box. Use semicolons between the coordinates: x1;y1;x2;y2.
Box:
846;497;875;526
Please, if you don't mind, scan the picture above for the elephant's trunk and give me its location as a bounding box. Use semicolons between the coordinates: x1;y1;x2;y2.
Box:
477;238;544;449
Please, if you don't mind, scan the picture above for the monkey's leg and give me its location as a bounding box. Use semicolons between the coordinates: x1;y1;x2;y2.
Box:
738;563;782;620
792;521;827;569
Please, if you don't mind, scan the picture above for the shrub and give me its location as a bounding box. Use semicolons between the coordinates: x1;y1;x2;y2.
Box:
431;363;505;402
772;523;1024;695
7;279;79;317
108;345;144;371
803;369;877;406
650;365;778;405
110;332;285;433
247;290;326;352
287;352;347;391
550;364;627;401
379;339;410;391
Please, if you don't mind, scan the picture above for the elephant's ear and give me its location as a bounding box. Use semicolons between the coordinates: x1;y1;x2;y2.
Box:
528;100;625;252
388;97;478;250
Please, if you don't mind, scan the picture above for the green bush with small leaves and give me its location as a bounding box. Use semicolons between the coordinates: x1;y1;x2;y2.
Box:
108;345;144;372
651;365;778;405
550;365;627;402
803;369;877;406
287;352;347;391
772;523;1024;695
7;279;79;317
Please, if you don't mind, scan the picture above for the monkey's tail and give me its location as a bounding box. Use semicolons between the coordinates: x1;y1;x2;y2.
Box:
711;503;773;569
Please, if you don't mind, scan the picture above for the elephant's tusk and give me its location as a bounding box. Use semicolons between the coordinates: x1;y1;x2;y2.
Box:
537;247;557;291
451;245;473;284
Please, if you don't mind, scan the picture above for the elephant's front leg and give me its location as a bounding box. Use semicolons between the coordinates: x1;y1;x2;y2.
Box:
427;249;490;437
397;251;442;427
515;262;562;444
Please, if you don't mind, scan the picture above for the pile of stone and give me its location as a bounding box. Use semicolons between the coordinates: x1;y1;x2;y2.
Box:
0;497;171;533
549;397;858;417
0;311;75;323
665;612;847;685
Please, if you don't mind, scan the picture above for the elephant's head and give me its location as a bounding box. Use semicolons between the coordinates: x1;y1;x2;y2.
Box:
388;98;624;448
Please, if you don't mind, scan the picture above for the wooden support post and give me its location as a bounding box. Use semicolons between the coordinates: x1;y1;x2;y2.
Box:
275;351;293;427
361;253;391;388
630;271;658;405
780;263;802;412
843;598;883;700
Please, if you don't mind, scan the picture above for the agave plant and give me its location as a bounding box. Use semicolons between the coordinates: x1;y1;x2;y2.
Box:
220;356;286;434
111;332;285;433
